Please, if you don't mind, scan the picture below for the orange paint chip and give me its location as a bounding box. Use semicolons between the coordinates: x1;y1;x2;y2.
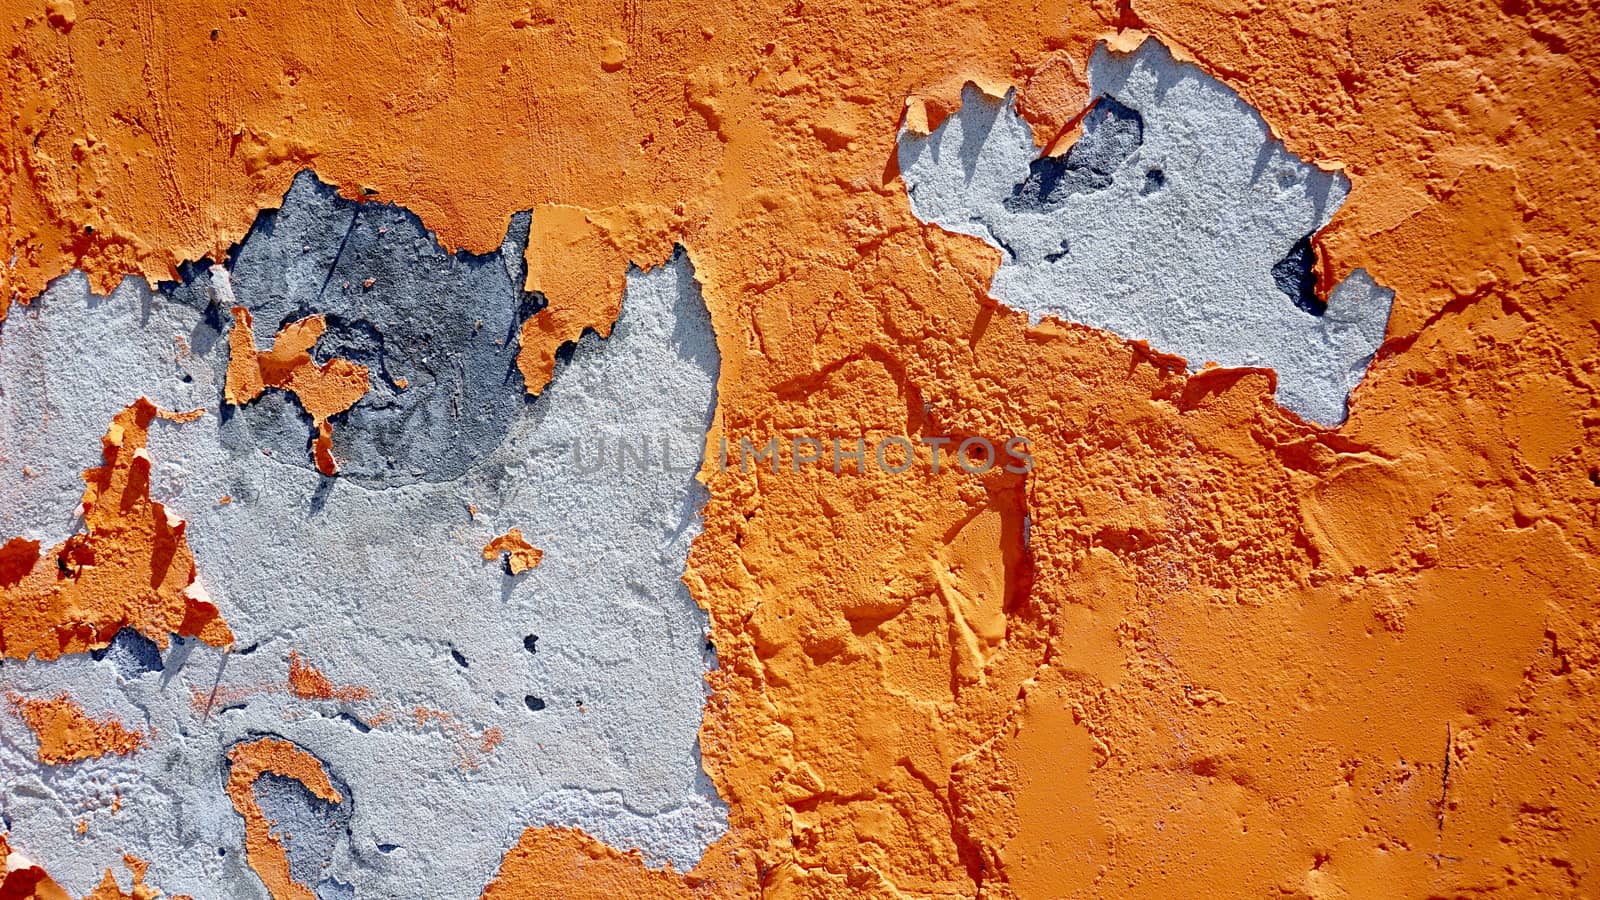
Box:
286;651;371;703
189;682;268;714
1015;51;1091;149
6;693;143;764
225;738;342;900
483;529;543;574
0;399;232;660
514;207;630;396
224;306;370;475
479;726;505;755
484;828;695;899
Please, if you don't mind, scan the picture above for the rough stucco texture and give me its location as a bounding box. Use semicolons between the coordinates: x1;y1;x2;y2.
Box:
2;0;1599;898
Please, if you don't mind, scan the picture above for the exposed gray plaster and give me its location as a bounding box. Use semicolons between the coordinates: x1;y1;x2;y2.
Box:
250;767;351;892
0;177;725;897
897;37;1394;426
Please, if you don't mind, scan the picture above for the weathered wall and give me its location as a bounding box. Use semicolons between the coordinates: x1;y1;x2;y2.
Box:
2;0;1599;897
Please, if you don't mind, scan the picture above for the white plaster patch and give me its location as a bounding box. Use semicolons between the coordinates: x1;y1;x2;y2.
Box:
897;37;1394;425
0;250;725;897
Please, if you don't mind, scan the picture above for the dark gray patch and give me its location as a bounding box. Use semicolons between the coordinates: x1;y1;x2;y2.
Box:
1141;167;1166;195
89;628;164;678
1004;96;1145;213
1271;234;1327;316
524;695;546;711
167;171;545;486
250;768;353;890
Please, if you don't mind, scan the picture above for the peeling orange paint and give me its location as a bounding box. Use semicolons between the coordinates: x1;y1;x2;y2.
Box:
482;529;543;575
2;0;1599;898
515;208;630;396
285;651;371;703
0;833;71;900
224;738;342;900
6;693;144;764
224;307;370;475
483;828;696;899
0;835;180;900
0;399;231;660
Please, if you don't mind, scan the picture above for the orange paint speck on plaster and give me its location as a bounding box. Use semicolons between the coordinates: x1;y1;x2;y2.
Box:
285;651;372;703
483;529;543;574
2;0;1599;897
6;693;143;765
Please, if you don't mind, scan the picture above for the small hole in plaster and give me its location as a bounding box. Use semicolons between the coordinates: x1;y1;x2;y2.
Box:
450;648;469;668
1589;467;1599;487
523;635;538;654
217;847;226;858
377;843;400;854
524;695;546;711
1141;168;1166;195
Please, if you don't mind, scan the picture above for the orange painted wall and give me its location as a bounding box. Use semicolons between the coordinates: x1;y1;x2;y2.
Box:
3;0;1599;897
